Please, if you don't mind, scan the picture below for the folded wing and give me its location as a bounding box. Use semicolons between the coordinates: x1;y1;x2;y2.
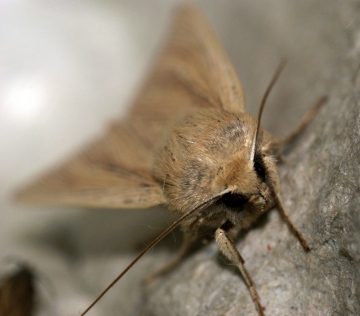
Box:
15;5;245;209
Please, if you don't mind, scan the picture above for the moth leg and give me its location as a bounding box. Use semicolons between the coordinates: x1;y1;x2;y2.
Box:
273;96;327;148
215;222;264;316
144;228;196;284
271;185;311;251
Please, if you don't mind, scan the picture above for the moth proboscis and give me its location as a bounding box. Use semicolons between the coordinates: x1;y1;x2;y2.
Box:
15;4;327;316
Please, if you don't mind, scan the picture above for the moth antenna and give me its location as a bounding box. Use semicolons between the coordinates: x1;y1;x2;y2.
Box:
80;190;229;316
250;60;287;161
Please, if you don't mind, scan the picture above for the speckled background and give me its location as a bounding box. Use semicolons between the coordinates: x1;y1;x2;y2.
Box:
0;1;359;315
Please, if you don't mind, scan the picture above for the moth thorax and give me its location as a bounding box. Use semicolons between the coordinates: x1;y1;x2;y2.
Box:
153;109;259;215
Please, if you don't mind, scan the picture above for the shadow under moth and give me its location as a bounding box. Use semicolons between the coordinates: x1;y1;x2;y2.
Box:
16;4;326;316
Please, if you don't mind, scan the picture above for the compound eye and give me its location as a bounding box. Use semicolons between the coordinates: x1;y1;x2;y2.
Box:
254;153;266;182
221;192;247;210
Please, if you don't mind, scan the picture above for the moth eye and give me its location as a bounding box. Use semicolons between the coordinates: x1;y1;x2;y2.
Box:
221;192;247;210
254;153;266;182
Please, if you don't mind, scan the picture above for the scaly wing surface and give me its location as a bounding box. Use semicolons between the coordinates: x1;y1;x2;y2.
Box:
15;5;245;209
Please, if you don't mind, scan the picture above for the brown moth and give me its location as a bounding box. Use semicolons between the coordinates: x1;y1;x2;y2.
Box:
0;265;36;316
16;4;326;316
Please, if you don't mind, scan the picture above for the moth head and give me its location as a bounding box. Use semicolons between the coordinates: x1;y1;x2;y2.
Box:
211;143;278;228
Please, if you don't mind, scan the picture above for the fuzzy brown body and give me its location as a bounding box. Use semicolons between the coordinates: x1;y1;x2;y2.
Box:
15;4;324;316
154;108;276;230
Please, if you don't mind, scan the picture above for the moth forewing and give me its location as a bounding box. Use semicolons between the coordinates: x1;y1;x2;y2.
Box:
15;4;246;210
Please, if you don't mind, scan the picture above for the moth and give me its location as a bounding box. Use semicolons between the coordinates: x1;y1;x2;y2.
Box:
16;4;326;316
0;264;36;316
